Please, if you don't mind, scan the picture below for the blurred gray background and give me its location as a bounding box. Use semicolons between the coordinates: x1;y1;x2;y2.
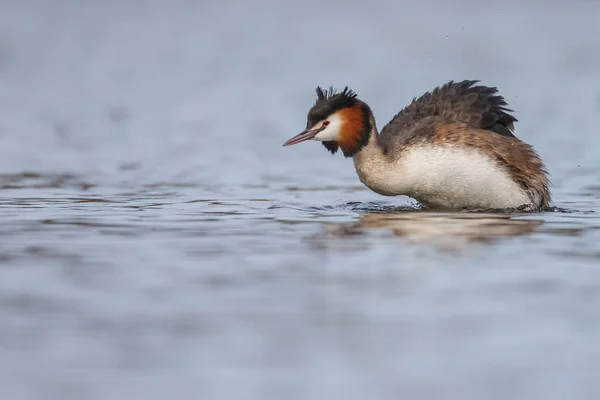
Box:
1;1;600;399
2;0;599;187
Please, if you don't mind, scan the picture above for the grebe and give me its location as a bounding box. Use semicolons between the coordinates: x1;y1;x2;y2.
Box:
283;80;550;211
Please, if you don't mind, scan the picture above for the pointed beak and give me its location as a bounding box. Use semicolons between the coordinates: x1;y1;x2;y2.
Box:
282;126;325;147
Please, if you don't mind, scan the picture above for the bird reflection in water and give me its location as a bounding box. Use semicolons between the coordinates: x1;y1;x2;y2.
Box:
319;212;544;251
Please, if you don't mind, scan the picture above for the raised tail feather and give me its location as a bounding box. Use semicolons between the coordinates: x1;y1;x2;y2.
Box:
380;80;517;138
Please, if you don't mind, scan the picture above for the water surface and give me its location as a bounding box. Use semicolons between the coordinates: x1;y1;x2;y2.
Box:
1;1;600;399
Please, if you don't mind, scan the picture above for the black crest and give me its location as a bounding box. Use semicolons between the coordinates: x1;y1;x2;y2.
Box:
306;86;359;129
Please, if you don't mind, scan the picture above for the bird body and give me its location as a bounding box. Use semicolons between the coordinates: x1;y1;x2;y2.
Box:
283;80;550;211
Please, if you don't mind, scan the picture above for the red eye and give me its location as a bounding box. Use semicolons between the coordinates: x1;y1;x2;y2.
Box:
323;121;330;126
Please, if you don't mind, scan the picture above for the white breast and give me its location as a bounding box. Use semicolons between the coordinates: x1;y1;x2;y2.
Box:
354;145;532;210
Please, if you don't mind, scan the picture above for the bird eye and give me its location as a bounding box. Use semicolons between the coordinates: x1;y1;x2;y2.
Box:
323;121;330;127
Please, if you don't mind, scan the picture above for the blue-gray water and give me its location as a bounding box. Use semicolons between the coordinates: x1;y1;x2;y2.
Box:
1;1;600;399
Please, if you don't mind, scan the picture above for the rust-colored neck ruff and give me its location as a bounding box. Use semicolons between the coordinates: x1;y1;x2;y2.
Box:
337;104;372;157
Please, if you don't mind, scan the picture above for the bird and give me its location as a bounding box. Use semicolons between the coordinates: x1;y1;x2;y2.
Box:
282;80;551;211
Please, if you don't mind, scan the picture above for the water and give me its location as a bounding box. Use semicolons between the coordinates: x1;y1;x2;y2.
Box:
1;0;600;399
